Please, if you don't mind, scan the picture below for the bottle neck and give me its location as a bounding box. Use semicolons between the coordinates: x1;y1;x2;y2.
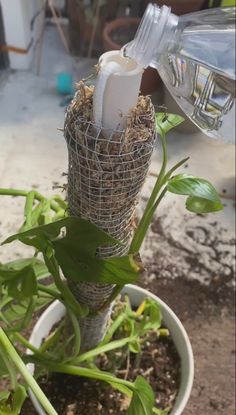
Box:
123;4;178;69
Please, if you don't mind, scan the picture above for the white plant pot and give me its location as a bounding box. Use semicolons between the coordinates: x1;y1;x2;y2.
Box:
28;284;194;415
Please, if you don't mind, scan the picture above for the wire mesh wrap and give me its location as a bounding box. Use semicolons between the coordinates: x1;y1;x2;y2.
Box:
64;84;156;350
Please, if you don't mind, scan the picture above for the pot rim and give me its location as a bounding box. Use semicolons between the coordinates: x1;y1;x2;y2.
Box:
28;284;194;415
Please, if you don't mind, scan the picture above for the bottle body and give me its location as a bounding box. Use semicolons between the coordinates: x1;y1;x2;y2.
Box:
124;5;236;142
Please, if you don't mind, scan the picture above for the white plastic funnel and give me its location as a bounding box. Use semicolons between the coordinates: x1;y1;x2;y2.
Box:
93;51;143;131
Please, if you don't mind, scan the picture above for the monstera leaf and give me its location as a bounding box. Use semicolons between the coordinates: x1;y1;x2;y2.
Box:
2;217;140;285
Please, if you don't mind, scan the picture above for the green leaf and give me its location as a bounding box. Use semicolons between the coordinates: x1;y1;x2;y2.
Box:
2;217;140;286
1;298;52;332
2;217;117;250
155;113;184;136
0;261;38;299
140;299;162;332
0;280;53;332
0;258;48;303
1;297;37;332
185;196;223;213
0;385;27;415
0;356;8;377
54;238;140;284
49;219;140;284
167;174;223;213
0;258;50;280
100;255;140;284
128;339;141;354
127;376;155;415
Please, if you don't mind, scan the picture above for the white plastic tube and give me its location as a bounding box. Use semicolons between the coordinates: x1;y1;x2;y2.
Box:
93;50;143;131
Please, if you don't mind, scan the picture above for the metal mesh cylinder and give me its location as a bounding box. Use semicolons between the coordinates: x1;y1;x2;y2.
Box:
64;84;155;350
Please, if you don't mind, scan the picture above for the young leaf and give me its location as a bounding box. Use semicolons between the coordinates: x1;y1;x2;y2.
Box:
167;174;223;213
127;376;155;415
0;295;53;332
155;113;184;136
139;299;162;332
0;262;38;299
128;339;141;354
0;385;27;415
0;258;50;280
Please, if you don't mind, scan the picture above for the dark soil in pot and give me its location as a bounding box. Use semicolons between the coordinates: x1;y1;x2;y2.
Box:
22;335;180;414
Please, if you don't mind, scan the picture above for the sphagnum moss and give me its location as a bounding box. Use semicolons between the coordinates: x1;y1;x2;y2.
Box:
64;81;156;350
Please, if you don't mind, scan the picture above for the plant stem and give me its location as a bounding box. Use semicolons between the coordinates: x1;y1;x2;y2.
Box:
66;308;81;359
97;134;169;310
97;284;123;314
130;132;167;254
141;186;168;232
38;284;62;300
0;327;58;415
38;320;65;354
0;188;29;197
44;255;88;317
163;157;189;182
0;347;17;389
101;312;127;345
74;336;135;364
53;209;67;220
0;188;61;213
46;362;135;390
20;297;37;331
130;154;189;254
0;312;41;356
12;332;41;355
96;154;189;311
24;191;35;229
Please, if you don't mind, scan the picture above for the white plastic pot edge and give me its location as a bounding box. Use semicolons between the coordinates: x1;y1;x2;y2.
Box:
28;284;194;415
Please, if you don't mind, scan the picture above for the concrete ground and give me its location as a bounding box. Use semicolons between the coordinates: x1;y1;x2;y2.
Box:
0;24;235;415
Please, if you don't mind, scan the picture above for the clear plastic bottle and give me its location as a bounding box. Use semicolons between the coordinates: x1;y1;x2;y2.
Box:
123;5;236;143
